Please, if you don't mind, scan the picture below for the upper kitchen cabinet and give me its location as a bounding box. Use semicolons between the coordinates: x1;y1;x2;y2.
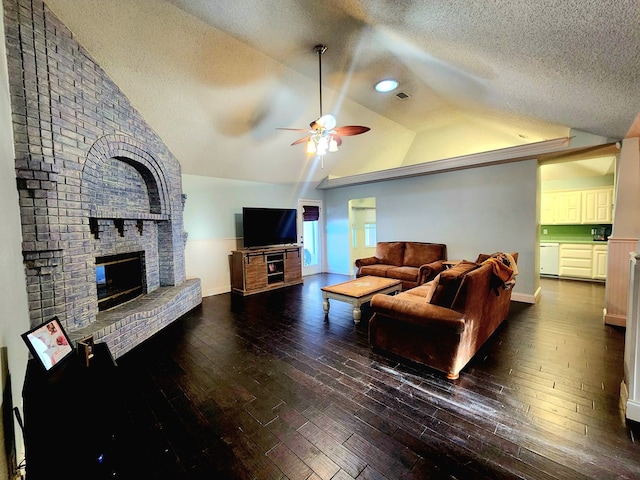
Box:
581;187;614;223
540;193;554;224
554;190;582;224
541;187;613;225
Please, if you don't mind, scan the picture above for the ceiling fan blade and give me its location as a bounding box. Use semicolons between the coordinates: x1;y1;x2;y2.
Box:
277;46;370;153
333;125;371;136
276;127;312;132
291;135;312;146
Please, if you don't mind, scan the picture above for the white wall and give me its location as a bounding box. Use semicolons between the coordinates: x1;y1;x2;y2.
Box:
403;113;567;167
182;174;323;296
0;3;31;472
183;152;546;303
324;160;539;301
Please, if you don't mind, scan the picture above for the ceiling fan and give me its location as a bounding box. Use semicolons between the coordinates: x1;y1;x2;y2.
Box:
277;44;370;164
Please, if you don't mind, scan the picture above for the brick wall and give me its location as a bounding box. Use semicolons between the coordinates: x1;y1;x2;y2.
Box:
3;0;201;356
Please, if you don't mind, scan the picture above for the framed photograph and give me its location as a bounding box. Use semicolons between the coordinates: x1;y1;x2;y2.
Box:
21;317;74;372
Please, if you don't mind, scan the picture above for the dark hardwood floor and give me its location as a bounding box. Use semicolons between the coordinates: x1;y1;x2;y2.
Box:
112;275;640;479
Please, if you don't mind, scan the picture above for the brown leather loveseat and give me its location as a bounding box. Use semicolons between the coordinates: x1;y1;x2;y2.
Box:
355;241;447;290
369;252;518;379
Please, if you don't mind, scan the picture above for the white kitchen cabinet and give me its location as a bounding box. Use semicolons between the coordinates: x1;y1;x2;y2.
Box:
540;193;554;225
557;243;608;280
541;187;613;225
592;244;608;280
581;187;613;224
559;243;593;278
553;191;582;224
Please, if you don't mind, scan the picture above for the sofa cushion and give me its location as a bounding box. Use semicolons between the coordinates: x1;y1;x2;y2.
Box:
375;242;405;266
386;266;420;282
403;242;444;267
393;290;427;305
359;264;397;278
404;283;433;299
430;261;479;308
475;253;495;263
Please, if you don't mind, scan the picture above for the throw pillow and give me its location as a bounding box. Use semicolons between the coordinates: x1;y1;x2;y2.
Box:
423;274;440;303
430;260;479;308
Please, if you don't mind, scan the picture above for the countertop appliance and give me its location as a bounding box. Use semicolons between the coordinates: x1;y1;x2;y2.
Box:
592;226;611;241
540;242;559;276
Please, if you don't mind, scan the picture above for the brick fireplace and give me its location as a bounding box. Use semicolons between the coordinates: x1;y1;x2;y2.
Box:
3;0;201;357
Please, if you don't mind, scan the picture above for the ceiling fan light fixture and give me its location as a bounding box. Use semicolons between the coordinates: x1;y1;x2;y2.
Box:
306;139;316;154
276;44;370;163
375;79;399;93
317;136;329;155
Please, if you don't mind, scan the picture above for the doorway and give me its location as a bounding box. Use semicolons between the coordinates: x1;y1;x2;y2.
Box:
298;199;323;276
538;154;616;282
348;197;376;276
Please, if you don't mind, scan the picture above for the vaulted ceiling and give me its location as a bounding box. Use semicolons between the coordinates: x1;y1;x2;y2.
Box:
44;0;637;185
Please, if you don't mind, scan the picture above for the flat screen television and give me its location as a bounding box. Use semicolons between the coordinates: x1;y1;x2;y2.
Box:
242;207;297;248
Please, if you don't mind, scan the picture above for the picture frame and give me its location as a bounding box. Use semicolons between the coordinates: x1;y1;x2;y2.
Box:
21;316;74;372
77;335;95;367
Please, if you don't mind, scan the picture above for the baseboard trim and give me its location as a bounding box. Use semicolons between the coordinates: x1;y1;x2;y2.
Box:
621;380;630;413
534;285;542;302
604;310;626;327
623;379;640;422
512;292;536;304
203;285;232;297
626;399;640;423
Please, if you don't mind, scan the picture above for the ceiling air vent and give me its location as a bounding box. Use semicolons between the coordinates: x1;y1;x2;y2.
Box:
395;92;410;100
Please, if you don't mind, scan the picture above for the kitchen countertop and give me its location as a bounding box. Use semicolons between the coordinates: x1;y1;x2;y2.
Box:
541;238;608;244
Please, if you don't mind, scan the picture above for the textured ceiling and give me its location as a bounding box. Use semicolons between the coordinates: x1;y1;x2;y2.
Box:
44;0;636;184
167;0;640;138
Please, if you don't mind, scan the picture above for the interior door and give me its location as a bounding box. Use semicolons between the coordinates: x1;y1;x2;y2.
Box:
298;199;323;276
348;197;376;276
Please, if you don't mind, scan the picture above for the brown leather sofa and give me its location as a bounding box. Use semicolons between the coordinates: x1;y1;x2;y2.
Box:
355;241;447;290
369;253;518;379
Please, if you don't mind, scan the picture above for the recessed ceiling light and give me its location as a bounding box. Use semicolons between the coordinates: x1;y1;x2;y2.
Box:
374;79;399;93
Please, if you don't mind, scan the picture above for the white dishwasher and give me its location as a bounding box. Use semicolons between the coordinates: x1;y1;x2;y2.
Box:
540;242;559;276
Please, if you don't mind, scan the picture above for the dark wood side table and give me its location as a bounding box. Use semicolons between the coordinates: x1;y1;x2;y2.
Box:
22;343;130;479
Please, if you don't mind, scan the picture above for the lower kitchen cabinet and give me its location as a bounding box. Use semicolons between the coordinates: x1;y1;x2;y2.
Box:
558;243;607;280
592;244;608;280
559;244;593;278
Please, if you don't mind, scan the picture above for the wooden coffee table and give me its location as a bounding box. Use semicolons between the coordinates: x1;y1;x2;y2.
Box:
321;276;402;324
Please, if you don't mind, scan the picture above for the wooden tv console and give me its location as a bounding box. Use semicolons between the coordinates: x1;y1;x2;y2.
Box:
231;245;303;296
